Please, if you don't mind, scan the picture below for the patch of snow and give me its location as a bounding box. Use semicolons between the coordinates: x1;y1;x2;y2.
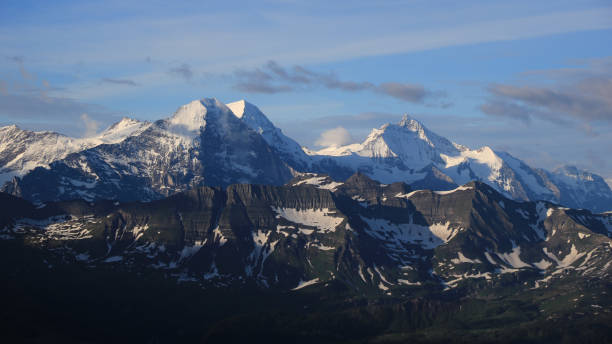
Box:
132;224;149;240
543;245;585;268
293;176;343;191
292;278;320;290
496;244;531;269
444;272;493;288
451;252;482;264
398;279;421;286
272;207;343;234
361;216;459;250
358;266;367;282
434;185;473;195
103;256;123;263
395;190;423;198
212;226;227;246
533;259;552;270
374;265;392;285
311;243;335;251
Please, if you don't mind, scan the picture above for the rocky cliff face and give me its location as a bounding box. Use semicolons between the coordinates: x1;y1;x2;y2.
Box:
3;173;611;293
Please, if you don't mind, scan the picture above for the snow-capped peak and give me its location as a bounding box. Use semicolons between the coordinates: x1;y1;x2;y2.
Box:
398;114;421;130
96;117;151;144
105;117;142;131
0;124;19;132
0;117;150;184
551;165;609;190
165;98;238;140
226;99;248;119
314;114;462;162
168;99;210;132
227;99;275;133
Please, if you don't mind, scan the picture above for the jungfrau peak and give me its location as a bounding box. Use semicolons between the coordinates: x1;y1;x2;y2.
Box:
308;112;612;212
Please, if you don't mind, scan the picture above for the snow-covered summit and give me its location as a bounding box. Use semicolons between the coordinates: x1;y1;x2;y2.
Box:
167;98;227;133
313;114;463;166
0;117;150;184
308;115;558;203
96;117;151;144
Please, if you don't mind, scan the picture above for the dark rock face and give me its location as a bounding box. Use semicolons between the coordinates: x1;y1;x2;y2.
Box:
2;173;611;294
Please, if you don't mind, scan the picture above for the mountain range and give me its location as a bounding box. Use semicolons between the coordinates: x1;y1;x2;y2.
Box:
1;97;611;342
1;97;610;213
4;171;611;289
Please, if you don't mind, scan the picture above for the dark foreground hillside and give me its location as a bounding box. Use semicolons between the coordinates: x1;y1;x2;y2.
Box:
1;239;610;343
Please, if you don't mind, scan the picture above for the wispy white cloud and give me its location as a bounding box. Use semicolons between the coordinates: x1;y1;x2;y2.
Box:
80;113;100;137
315;126;354;147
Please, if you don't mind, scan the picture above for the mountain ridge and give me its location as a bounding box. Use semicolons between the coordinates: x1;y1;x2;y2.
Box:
2;172;610;291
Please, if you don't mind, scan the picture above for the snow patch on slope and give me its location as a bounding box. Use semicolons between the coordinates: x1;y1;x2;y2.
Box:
495;244;531;269
293;176;343;191
292;278;320;290
434;185;473;195
451;252;482;264
361;216;459;250
272;207;343;233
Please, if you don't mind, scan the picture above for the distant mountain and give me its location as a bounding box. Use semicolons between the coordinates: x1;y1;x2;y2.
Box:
2;99;293;202
0;118;150;184
308;115;612;213
1;98;610;212
542;166;612;211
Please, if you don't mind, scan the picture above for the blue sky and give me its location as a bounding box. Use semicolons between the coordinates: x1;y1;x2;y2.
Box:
1;0;611;183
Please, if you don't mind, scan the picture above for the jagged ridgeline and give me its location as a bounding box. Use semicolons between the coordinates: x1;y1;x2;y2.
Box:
2;173;611;291
1;98;611;212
